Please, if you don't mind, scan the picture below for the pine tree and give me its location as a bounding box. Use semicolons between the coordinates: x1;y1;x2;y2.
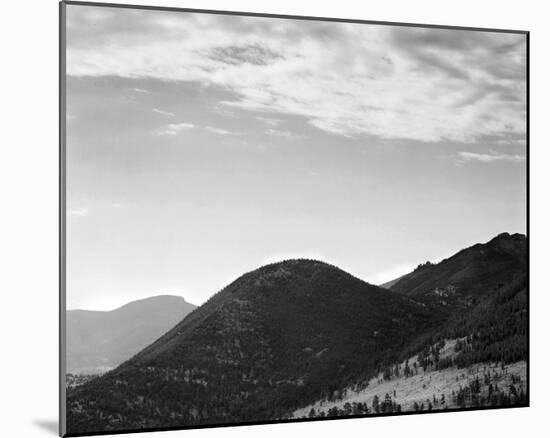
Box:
372;395;380;414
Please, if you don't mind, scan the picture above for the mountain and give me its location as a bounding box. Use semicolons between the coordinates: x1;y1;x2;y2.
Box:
67;260;437;433
290;233;528;419
387;233;526;307
66;233;528;434
294;258;528;418
378;232;527;376
66;295;196;374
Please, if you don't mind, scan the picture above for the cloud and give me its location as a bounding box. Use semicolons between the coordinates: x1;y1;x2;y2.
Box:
266;128;296;139
457;151;526;163
133;88;150;93
66;5;526;143
154;122;195;136
111;203;122;208
495;138;526;147
256;116;283;127
68;207;90;217
152;108;176;117
209;44;283;66
205;126;237;135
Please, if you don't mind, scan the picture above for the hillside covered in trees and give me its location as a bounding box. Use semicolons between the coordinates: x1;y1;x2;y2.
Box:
66;233;528;434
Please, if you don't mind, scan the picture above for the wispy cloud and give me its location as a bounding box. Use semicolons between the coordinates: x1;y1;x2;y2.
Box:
266;128;296;139
495;138;526;147
205;126;237;135
133;87;150;93
257;116;282;127
68;207;90;217
67;6;526;143
152;108;175;117
457;151;526;163
154;122;195;136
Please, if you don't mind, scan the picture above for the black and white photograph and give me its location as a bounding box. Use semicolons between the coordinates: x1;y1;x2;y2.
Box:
60;1;528;436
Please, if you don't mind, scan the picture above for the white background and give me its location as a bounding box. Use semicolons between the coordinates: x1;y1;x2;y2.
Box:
0;0;547;437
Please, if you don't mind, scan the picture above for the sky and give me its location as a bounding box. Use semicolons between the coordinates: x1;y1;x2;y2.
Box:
65;5;527;310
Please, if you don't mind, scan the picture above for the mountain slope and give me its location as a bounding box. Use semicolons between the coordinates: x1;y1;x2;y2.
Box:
66;233;528;433
67;295;196;374
388;233;526;305
379;273;408;289
384;233;527;366
67;260;437;433
293;266;528;418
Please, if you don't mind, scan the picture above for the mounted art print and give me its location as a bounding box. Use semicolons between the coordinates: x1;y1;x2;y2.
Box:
59;1;529;436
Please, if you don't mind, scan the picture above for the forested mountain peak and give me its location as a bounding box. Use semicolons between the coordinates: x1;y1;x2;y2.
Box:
66;235;527;433
67;260;436;432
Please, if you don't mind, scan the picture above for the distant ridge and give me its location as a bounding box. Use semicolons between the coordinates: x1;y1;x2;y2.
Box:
379;273;408;289
67;295;196;374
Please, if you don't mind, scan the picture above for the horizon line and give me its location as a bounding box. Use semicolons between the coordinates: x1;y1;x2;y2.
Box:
65;229;526;312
